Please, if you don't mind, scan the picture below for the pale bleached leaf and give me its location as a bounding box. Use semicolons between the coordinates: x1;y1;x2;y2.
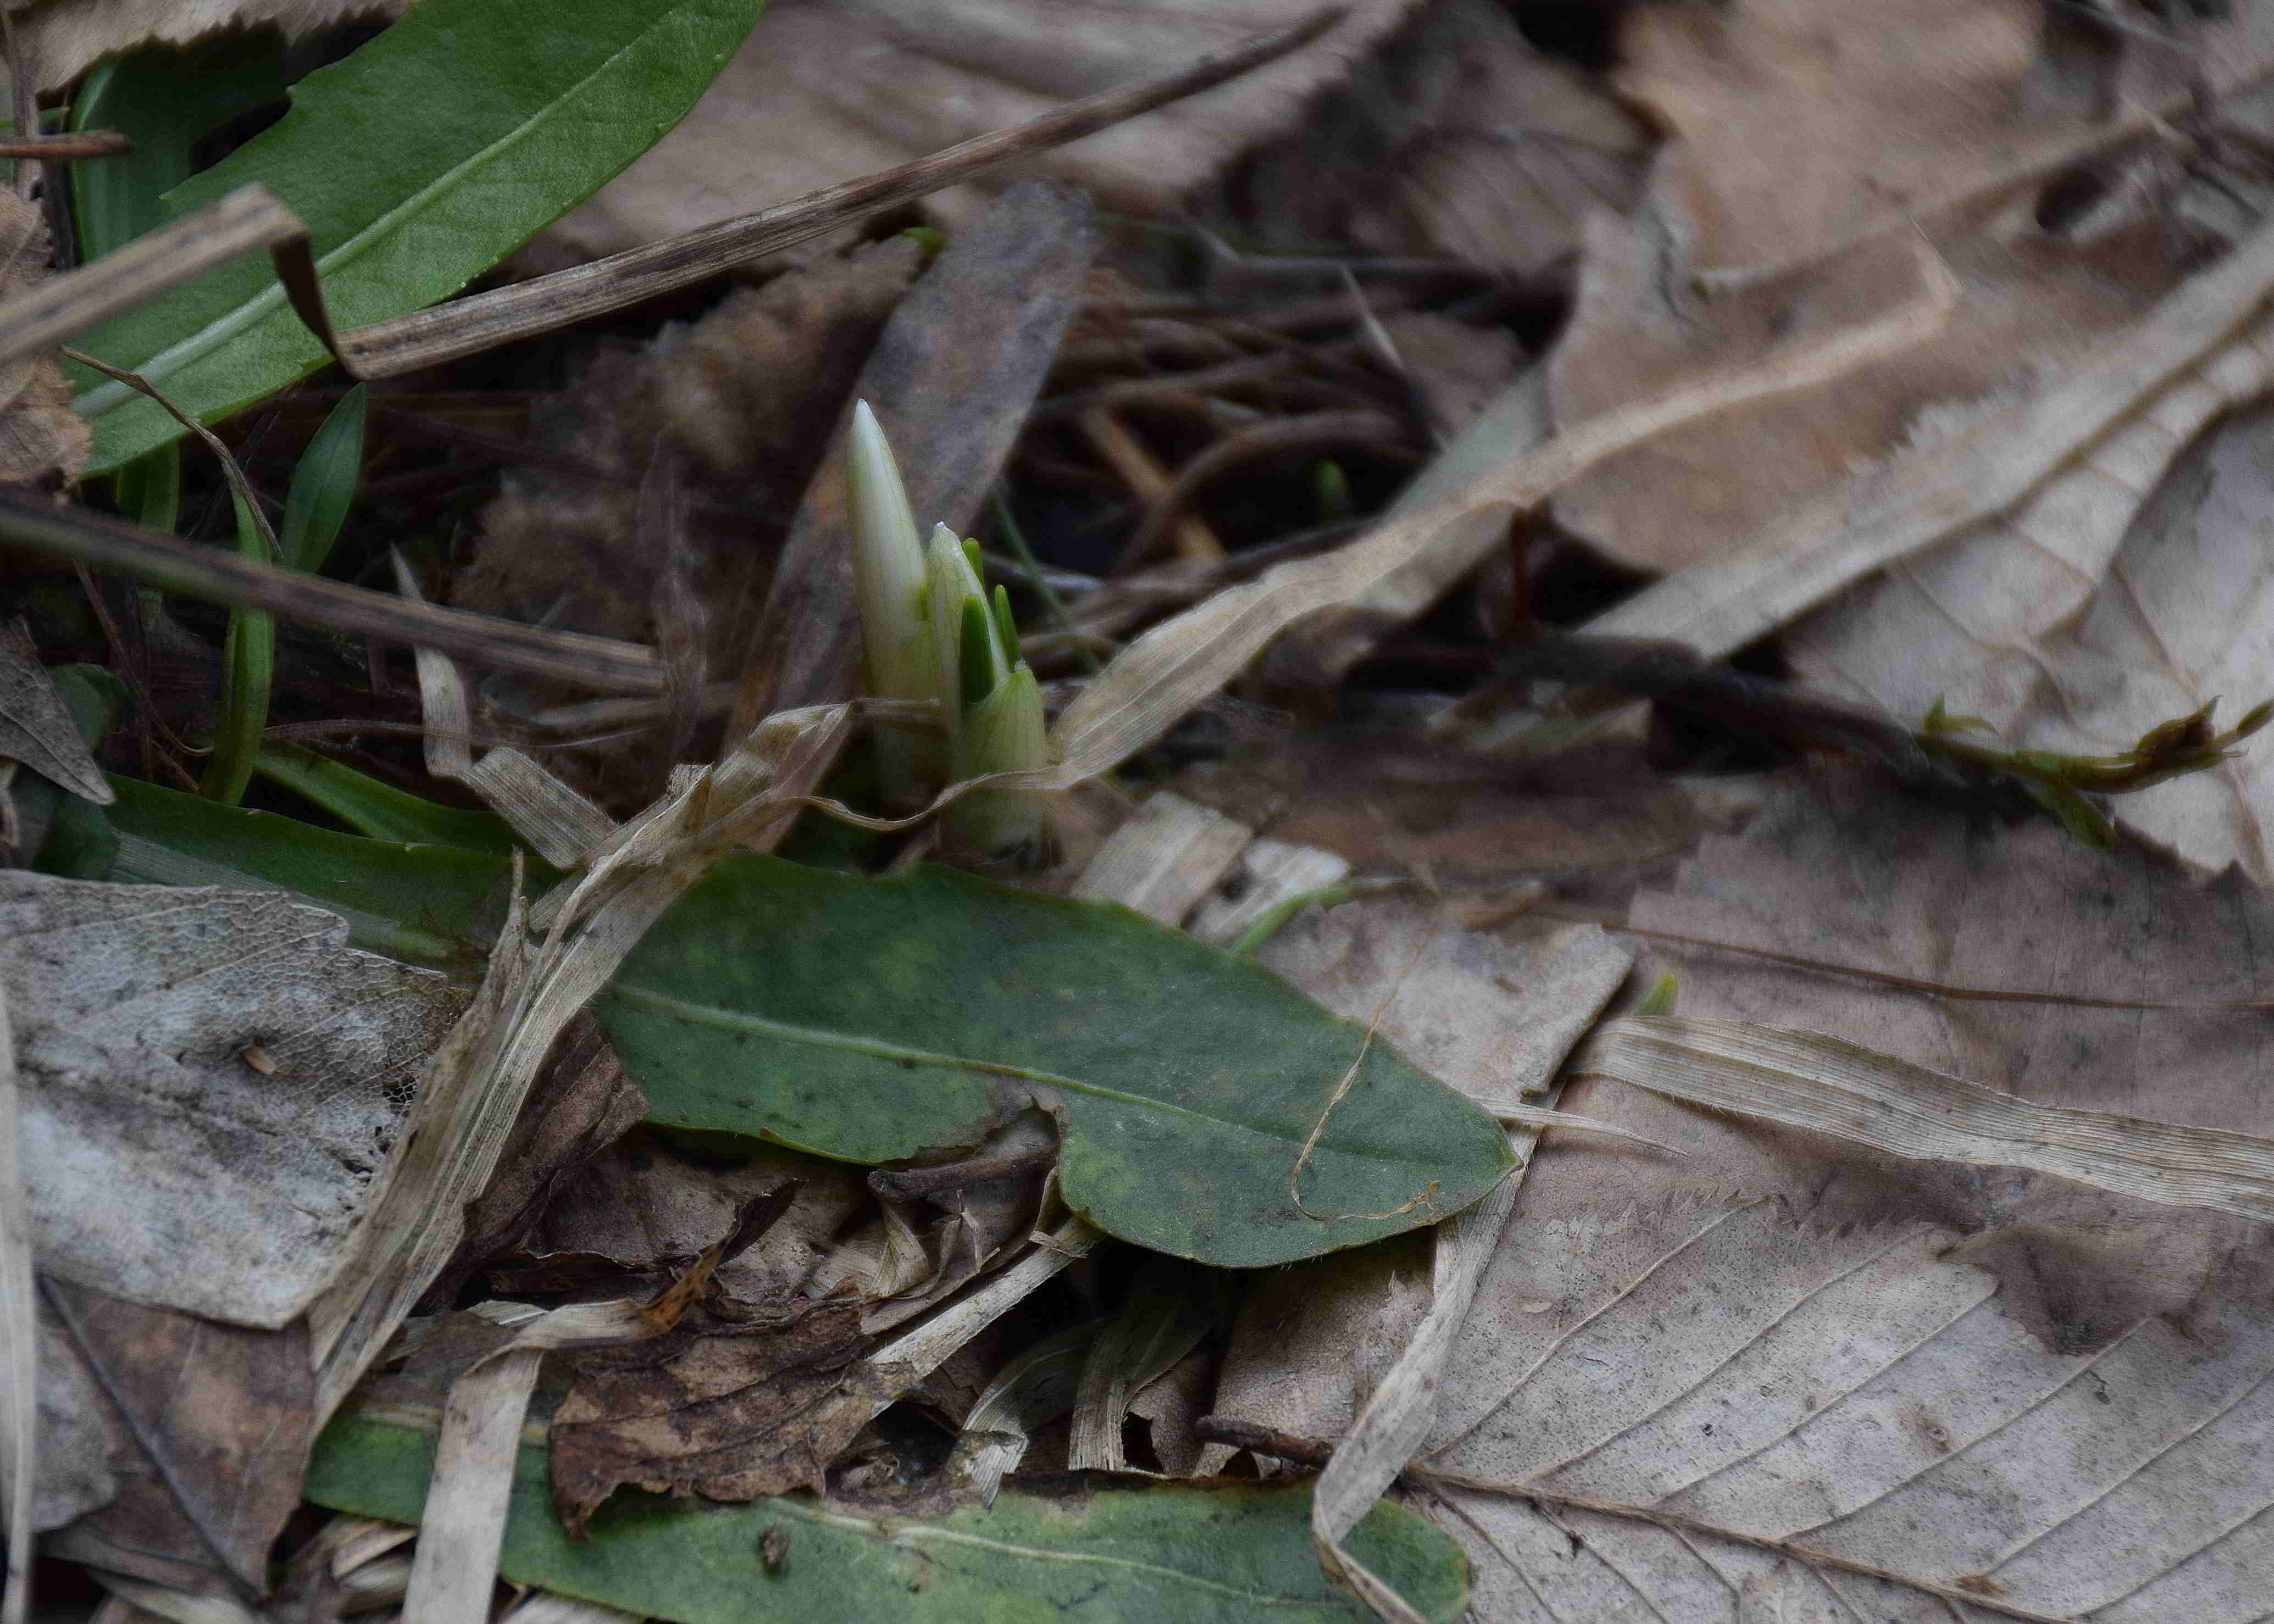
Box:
1419;1197;2274;1622
7;873;459;1328
1792;395;2274;883
1579;1015;2274;1226
1585;208;2274;661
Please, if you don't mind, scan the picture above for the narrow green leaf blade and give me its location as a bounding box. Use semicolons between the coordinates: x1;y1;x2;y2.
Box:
71;0;768;472
598;858;1514;1266
280;384;369;572
103;777;514;971
306;1414;1470;1624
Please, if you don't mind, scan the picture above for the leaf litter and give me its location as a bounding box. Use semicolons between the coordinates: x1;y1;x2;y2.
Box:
35;2;2274;1622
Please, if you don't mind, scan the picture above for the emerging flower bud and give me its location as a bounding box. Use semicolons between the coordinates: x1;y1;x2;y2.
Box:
847;401;939;802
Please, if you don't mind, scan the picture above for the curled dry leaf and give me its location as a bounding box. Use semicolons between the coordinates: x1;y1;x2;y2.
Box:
0;192;90;487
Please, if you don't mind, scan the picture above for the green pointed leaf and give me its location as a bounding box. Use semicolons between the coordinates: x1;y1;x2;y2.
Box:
596;858;1513;1265
280;384;369;573
306;1413;1469;1624
96;785;1514;1265
252;744;524;854
71;0;768;472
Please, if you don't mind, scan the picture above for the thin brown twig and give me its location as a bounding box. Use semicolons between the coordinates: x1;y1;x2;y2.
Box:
0;131;129;161
1114;408;1408;572
0;492;665;694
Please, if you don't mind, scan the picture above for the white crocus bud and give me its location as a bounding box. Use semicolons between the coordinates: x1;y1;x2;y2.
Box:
847;402;938;802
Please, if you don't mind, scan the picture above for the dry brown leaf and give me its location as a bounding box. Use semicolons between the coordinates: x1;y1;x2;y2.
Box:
432;1014;648;1307
1223;0;1649;278
1584;202;2274;668
1566;778;2274;1350
1412;1196;2274;1622
10;875;459;1329
1790;397;2274;883
1550;208;2192;575
39;1281;313;1596
0;190;88;487
1624;0;2070;274
549;1293;892;1529
504;1131;875;1304
525;1;1418;272
1545;0;2269;575
2;0;395;93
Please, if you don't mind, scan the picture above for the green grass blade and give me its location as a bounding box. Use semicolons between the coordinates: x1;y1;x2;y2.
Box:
252;743;523;853
197;490;274;804
71;0;769;472
280;383;368;572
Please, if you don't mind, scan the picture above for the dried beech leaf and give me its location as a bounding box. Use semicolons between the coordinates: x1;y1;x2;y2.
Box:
1791;396;2274;882
1420;1197;2274;1622
8;873;459;1328
1579;1015;2274;1226
1545;0;2255;574
526;0;1418;271
1587;210;2274;661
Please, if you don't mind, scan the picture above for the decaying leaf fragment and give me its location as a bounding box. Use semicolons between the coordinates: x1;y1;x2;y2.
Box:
0;192;89;487
9;873;460;1328
550;1292;898;1530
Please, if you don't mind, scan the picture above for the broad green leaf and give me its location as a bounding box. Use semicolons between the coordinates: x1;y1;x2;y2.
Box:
70;0;768;472
307;1413;1469;1624
597;858;1513;1266
97;786;1515;1265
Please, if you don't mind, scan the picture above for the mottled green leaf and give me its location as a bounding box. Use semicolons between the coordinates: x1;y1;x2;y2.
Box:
597;857;1513;1266
307;1413;1469;1624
